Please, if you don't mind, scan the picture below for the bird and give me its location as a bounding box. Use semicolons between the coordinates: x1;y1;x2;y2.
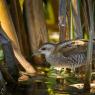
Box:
34;39;95;72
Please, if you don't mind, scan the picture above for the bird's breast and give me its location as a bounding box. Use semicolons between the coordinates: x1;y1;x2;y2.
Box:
46;54;70;67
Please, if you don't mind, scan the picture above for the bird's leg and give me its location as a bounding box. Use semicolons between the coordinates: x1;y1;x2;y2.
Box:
56;69;61;76
72;67;76;73
55;68;70;91
54;69;64;90
63;68;67;73
56;76;64;91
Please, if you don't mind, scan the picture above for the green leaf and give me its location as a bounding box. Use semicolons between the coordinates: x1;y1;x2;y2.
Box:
0;49;4;61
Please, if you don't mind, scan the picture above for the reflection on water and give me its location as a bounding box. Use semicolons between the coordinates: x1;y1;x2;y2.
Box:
4;69;95;95
6;75;49;95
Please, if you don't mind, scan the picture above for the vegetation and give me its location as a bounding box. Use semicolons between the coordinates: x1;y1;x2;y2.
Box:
0;0;95;95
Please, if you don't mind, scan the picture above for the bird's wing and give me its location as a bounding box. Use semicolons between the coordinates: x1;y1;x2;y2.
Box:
53;39;89;56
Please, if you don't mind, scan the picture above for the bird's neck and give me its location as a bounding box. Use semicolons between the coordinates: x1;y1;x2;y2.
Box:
44;52;52;58
44;51;53;58
45;53;61;63
45;53;52;59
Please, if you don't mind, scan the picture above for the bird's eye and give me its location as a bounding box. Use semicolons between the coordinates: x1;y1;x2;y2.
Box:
41;47;46;50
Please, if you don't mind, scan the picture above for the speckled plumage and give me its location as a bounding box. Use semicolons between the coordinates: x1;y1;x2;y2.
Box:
37;39;95;71
46;52;86;70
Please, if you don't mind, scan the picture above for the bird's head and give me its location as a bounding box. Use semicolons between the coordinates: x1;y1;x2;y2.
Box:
38;43;56;57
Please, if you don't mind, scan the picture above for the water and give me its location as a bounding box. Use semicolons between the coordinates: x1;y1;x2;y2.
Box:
6;75;49;95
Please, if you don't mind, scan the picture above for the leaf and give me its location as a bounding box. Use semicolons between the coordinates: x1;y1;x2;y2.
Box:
0;49;4;61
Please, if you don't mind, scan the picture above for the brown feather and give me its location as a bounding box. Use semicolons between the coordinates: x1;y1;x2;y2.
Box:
53;39;95;56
